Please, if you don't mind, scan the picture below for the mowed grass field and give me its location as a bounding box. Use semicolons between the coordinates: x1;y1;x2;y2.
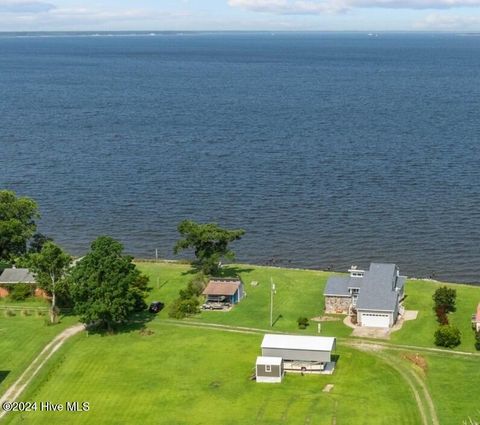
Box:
5;325;421;425
139;262;480;351
0;314;77;393
2;261;480;425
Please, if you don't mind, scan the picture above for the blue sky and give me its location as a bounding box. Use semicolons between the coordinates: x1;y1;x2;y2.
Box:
0;0;479;31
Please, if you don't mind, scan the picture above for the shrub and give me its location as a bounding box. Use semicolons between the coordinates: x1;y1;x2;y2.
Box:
168;297;200;319
433;286;456;313
6;309;16;317
434;325;461;348
9;283;33;301
297;317;309;329
475;332;480;351
179;274;206;300
0;260;11;274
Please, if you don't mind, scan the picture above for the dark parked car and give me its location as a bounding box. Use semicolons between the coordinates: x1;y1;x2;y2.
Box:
148;301;164;313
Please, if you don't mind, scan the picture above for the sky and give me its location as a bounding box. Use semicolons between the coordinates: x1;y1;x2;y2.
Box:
0;0;480;31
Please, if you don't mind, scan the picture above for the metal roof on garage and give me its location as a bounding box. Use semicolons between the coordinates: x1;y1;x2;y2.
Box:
261;334;336;352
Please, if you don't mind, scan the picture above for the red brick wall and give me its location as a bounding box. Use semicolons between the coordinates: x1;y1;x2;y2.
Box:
34;288;49;299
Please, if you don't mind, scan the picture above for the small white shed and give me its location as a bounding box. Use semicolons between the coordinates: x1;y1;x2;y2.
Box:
256;356;283;383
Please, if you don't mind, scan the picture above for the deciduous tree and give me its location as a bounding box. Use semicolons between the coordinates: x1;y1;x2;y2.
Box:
29;233;53;254
434;324;461;348
0;190;39;261
173;220;245;275
29;241;71;323
433;286;457;313
70;236;149;331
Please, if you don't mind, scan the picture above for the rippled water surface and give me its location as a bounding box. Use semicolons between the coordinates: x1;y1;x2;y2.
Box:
1;32;479;283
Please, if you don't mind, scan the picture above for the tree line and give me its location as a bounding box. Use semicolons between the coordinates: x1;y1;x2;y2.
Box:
0;190;148;330
0;190;246;328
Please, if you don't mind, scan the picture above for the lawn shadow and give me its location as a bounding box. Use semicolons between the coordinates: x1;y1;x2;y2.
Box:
272;314;283;327
0;371;9;385
181;264;255;278
216;266;255;278
86;310;155;337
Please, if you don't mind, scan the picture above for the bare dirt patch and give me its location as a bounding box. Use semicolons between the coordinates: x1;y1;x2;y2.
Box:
322;384;334;393
311;316;341;322
404;353;428;374
351;326;391;339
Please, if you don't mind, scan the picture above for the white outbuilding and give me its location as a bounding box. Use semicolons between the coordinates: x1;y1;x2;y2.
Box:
260;334;336;374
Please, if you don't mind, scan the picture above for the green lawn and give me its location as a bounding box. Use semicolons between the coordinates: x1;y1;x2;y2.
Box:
389;349;480;425
0;296;50;308
139;262;480;351
5;324;420;425
0;313;77;394
139;262;352;337
424;352;480;424
2;261;480;425
390;279;480;352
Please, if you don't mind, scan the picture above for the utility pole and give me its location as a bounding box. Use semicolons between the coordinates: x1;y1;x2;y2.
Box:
270;278;276;327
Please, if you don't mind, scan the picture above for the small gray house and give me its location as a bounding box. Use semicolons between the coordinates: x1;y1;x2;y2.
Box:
0;267;42;298
255;356;283;383
324;263;406;328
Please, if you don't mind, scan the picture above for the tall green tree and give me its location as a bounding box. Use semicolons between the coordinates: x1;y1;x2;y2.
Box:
70;236;149;331
173;220;245;274
0;190;39;260
29;241;71;323
29;233;53;254
433;286;457;313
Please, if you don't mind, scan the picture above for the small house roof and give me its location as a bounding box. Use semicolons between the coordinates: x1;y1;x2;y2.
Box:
324;276;352;297
0;268;36;284
202;279;241;296
261;334;336;352
256;356;282;366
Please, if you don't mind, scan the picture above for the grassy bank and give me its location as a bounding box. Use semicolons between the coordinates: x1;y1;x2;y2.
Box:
5;325;420;425
139;262;480;351
0;314;77;394
2;261;480;425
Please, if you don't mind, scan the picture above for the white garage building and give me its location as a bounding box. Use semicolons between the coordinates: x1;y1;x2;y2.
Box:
258;334;336;375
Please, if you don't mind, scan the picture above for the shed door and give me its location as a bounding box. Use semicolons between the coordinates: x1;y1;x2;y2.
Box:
361;313;390;328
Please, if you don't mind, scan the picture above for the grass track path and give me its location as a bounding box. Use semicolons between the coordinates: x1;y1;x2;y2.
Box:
0;324;84;421
162;319;443;425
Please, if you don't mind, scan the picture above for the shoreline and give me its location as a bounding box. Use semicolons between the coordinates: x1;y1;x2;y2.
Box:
134;258;480;287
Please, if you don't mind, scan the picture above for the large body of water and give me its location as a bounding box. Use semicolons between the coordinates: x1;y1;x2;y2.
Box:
1;32;479;283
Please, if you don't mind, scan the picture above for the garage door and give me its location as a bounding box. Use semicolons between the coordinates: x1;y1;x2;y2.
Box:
361;313;390;328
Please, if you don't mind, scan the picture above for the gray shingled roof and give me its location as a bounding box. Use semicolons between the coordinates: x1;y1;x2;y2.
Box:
324;276;354;296
0;268;36;284
356;263;401;312
324;263;406;312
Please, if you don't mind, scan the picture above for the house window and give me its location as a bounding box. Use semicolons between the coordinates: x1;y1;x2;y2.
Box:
265;365;271;372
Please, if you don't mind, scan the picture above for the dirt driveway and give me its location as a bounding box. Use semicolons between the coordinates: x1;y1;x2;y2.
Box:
351;326;391;339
